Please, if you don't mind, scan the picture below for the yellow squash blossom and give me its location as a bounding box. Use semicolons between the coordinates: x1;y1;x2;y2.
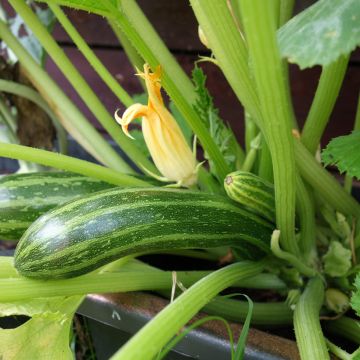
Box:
115;64;197;187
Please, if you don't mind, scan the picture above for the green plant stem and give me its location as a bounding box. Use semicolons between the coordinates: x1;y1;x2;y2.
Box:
323;316;360;345
294;139;360;217
0;97;17;141
279;0;296;26
244;112;258;154
9;0;155;174
0;271;173;302
0;142;151;187
258;141;273;182
241;133;261;172
0;257;17;278
0;18;126;171
0;79;67;153
49;4;133;108
110;261;263;360
203;296;292;326
325;339;351;360
103;0;230;180
0;254;285;291
294;277;329;360
271;230;316;277
240;0;297;255
301;55;349;155
296;175;316;260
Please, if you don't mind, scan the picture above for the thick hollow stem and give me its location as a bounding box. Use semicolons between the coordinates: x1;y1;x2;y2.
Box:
111;261;263;360
203;296;292;326
295;139;360;217
240;0;298;255
294;277;329;360
301;55;349;154
323;316;360;345
296;174;316;260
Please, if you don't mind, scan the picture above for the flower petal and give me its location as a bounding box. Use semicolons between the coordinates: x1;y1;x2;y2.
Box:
114;104;150;139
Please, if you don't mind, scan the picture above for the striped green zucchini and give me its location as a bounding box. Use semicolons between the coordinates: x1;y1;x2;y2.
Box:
224;171;275;222
0;171;115;241
15;188;273;279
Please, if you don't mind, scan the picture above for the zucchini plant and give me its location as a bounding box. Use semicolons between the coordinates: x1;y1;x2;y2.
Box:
0;0;360;359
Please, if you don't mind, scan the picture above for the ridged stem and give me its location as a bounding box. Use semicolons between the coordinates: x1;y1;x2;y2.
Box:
203;296;292;326
241;133;261;172
0;79;67;153
103;0;231;180
9;0;155;173
258;142;273;182
244;112;258;154
325;339;352;360
48;4;133;107
240;0;297;255
294;277;329;360
0;142;151;187
0;18;126;170
296;174;316;260
279;0;296;26
301;55;349;154
323;316;360;345
111;261;263;360
294;139;360;217
271;230;316;277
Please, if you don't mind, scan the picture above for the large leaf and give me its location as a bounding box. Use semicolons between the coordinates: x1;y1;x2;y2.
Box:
322;130;360;180
35;0;116;16
0;296;82;360
278;0;360;68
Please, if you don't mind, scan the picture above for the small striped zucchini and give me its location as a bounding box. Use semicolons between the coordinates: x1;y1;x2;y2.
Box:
15;188;273;279
0;171;115;241
224;171;275;222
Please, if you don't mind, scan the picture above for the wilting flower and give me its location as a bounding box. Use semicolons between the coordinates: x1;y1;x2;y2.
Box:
115;64;197;187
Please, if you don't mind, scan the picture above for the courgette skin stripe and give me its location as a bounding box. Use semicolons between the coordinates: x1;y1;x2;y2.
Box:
0;171;115;241
15;188;273;279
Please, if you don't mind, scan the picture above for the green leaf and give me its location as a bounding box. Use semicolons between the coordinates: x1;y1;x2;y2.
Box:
322;130;360;180
322;241;352;277
35;0;115;16
351;272;360;316
0;296;82;359
278;0;360;68
192;66;239;176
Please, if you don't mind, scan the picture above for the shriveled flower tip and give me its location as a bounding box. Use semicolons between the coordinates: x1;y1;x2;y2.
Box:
114;64;197;187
